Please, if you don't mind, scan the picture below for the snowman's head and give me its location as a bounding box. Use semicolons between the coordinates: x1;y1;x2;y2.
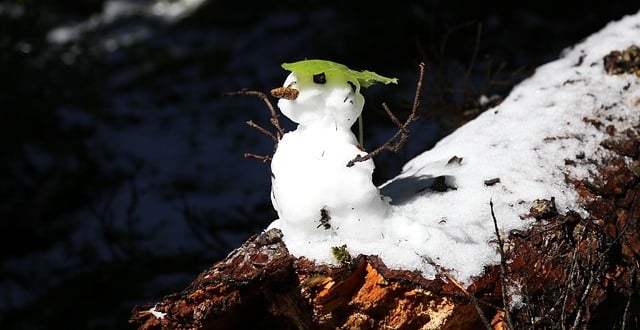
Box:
270;60;398;130
274;70;364;129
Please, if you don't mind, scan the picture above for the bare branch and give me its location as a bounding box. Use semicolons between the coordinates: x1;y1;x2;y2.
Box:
412;62;426;116
246;120;278;143
243;153;272;163
444;273;492;330
560;224;587;327
381;103;404;129
571;216;634;330
174;195;227;253
225;89;284;163
490;199;514;330
347;62;426;167
224;89;285;139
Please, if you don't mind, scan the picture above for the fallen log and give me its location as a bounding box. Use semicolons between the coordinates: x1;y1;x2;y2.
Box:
131;11;640;330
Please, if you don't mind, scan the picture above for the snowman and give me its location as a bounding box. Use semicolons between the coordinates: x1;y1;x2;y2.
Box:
269;59;397;241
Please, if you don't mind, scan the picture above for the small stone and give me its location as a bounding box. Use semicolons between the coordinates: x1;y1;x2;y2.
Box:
603;45;640;75
484;178;501;186
446;156;463;165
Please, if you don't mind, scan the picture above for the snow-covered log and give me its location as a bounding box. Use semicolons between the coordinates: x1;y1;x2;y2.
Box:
130;11;640;329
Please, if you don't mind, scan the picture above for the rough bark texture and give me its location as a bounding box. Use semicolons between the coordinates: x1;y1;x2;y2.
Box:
130;50;640;330
129;227;489;330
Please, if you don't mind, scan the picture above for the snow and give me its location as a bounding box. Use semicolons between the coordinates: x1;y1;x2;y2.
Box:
149;305;167;319
269;11;640;284
47;0;206;44
270;70;388;240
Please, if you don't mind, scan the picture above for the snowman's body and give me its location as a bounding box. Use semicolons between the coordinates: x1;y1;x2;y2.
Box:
270;69;388;239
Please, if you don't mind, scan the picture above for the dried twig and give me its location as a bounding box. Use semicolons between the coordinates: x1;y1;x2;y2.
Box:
444;273;492;330
381;103;404;128
490;199;514;330
246;120;278;143
570;218;634;330
621;266;637;329
560;224;587;328
243;153;272;162
224;89;285;140
347;62;425;167
569;251;607;330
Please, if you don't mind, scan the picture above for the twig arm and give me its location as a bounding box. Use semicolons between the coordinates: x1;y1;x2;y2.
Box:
243;153;273;163
347;62;426;167
246;120;278;143
224;89;285;140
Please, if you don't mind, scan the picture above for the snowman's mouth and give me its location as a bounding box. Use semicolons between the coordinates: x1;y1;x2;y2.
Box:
270;86;299;100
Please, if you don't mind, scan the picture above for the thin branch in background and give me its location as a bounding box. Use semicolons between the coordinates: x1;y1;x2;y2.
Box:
88;189;126;261
433;20;477;106
87;171;149;261
224;89;285;140
461;22;482;101
347;62;425;167
417;18;529;136
124;178;145;257
489;199;514;330
174;195;228;254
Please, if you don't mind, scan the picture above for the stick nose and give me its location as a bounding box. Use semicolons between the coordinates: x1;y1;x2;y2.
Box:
270;86;299;100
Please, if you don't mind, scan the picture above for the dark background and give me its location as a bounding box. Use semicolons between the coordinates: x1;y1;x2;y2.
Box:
1;1;638;329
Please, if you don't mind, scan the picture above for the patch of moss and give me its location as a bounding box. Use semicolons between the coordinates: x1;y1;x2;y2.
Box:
330;244;352;266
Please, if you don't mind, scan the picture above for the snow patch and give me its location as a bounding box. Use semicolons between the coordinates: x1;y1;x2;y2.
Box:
47;0;206;44
269;11;640;284
149;305;167;319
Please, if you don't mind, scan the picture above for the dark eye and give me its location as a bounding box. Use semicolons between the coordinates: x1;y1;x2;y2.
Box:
313;73;326;84
347;81;356;92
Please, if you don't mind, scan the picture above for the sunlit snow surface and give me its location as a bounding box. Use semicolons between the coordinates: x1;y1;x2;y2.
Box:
270;11;640;284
